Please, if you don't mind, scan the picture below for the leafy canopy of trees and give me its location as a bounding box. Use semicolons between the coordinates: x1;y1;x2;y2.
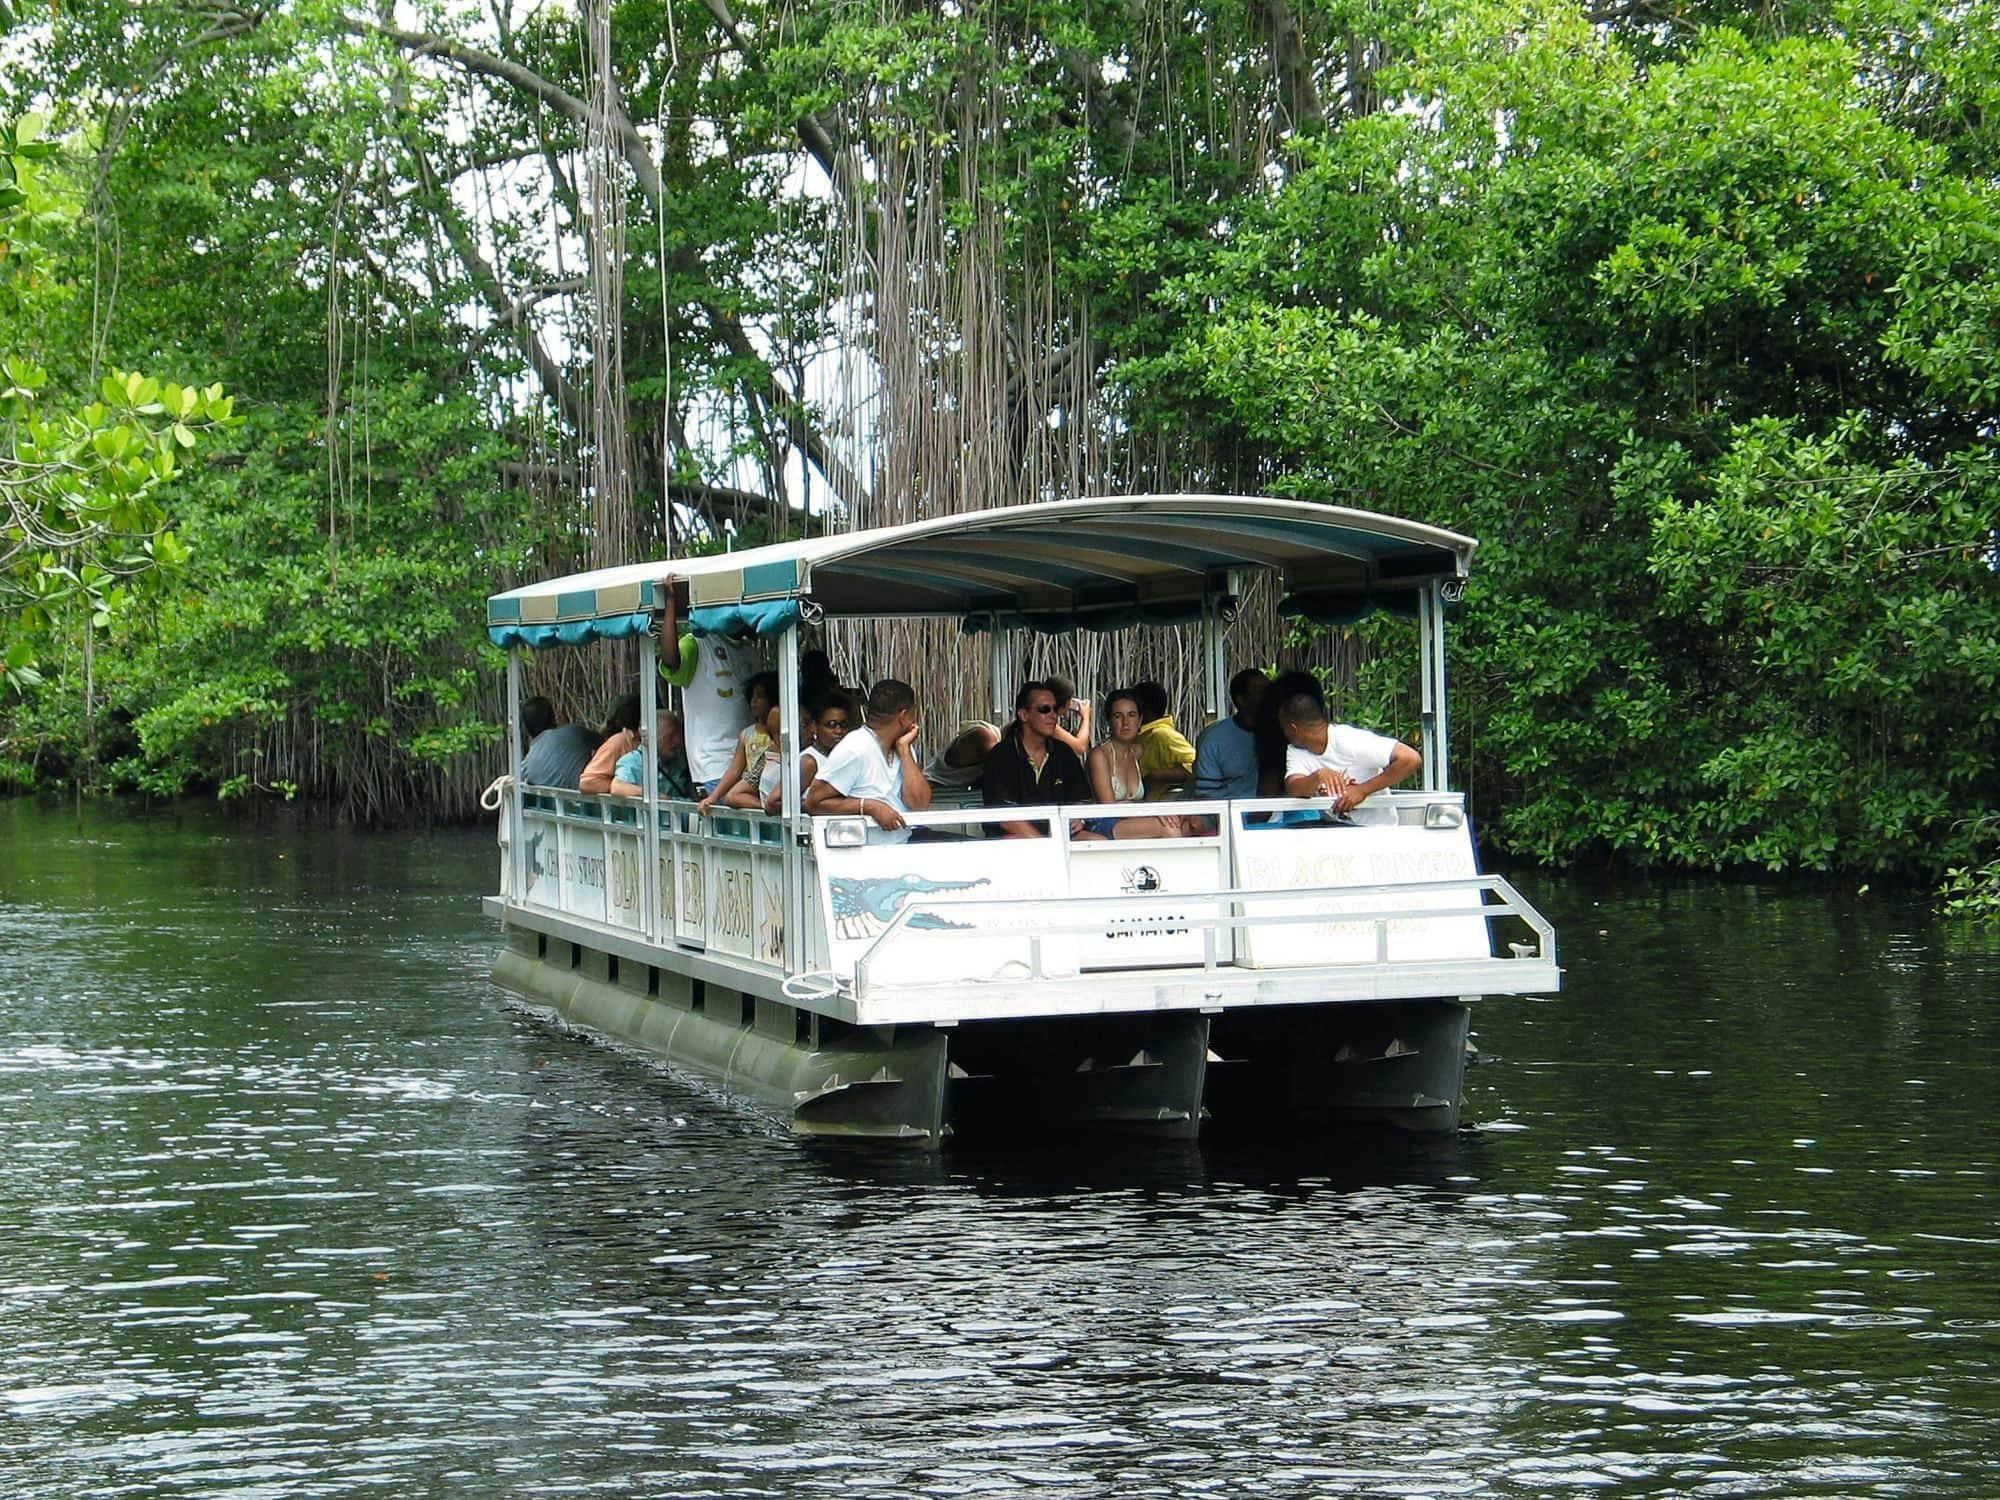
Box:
0;0;1992;898
1134;12;1999;881
1;114;234;694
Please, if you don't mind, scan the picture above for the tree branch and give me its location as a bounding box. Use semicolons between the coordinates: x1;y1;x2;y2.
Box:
396;129;590;436
696;0;845;185
331;13;666;206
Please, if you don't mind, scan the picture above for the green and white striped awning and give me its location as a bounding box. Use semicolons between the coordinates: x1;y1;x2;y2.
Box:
486;494;1475;648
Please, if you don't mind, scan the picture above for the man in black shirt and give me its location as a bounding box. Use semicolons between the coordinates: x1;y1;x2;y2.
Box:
982;681;1106;839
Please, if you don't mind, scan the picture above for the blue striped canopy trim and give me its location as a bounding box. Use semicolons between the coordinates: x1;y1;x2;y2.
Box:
486;578;657;636
740;558;799;598
487;610;654;650
688;600;800;639
487;600;801;651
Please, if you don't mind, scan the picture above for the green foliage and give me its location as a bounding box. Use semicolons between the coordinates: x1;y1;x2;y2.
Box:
1;0;1993;872
92;375;540;816
1122;11;1999;882
1;116;234;696
1937;865;2000;922
1937;817;2000;923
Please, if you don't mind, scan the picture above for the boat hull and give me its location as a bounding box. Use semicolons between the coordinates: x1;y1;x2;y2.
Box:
491;928;1475;1148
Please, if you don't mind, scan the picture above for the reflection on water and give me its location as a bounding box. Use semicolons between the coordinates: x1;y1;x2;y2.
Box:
2;800;1996;1496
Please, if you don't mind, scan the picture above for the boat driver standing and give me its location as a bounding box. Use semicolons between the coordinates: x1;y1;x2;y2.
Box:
656;576;760;794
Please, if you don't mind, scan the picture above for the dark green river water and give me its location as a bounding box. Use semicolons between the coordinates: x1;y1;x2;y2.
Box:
2;798;1996;1497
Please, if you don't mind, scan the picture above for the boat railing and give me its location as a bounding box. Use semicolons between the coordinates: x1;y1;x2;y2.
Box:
509;783;795;965
850;875;1557;999
506;783;1504;987
810;788;1465;838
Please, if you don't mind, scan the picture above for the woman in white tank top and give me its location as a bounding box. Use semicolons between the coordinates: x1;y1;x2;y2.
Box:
1087;690;1183;838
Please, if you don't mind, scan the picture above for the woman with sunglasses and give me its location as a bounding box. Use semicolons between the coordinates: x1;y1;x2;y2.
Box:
765;691;854;813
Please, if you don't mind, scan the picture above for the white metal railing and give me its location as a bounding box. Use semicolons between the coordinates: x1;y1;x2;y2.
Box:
515;785;1462;854
511;784;791;965
811;788;1463;839
507;782;1492;980
851;875;1555;996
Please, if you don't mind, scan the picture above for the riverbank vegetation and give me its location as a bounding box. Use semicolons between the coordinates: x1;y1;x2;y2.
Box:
1;0;1994;901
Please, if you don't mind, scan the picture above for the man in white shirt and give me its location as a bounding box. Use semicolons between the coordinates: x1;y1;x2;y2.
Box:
657;577;760;789
803;678;932;843
1278;692;1420;826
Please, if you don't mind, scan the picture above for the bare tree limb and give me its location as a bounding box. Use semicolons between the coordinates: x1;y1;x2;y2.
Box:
331;13;666;205
695;0;845;185
397;127;590;436
195;5;870;515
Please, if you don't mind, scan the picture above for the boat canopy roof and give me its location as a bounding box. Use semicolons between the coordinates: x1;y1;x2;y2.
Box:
487;494;1475;649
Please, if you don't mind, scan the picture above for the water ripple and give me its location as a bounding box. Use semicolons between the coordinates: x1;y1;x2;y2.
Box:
2;805;1997;1495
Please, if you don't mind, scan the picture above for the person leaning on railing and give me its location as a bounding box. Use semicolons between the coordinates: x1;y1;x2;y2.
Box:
1278;693;1420;826
802;678;932;843
737;703;786;811
695;671;779;817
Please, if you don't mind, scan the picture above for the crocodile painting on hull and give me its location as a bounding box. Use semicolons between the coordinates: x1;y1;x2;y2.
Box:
828;874;991;943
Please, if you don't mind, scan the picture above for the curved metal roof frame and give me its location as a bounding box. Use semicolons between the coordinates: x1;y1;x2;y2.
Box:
486;494;1475;632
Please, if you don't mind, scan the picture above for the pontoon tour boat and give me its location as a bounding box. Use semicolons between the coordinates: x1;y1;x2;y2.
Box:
485;494;1560;1145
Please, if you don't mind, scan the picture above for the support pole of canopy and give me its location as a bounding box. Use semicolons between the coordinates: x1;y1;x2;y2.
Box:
1432;582;1452;794
779;621;803;974
1201;580;1230;725
640;630;660;943
506;646;524;903
988;628;1009;723
1418;582;1439;793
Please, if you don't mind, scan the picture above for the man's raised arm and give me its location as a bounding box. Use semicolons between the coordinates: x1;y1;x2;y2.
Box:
656;575;682;673
894;719;932;812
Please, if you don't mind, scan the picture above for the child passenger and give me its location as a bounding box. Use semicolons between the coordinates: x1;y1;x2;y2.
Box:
745;703;785;811
695;671;779;816
1132;680;1194;800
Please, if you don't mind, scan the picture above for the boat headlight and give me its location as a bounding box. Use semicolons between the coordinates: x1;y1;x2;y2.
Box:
823;817;870;848
1424;803;1464;830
